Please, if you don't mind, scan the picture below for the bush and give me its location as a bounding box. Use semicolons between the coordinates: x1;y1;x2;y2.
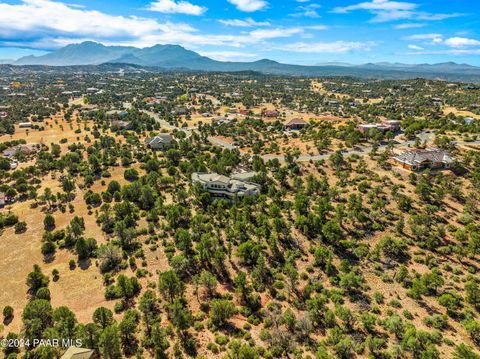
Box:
69;259;76;270
209;299;236;328
43;214;55;231
52;269;59;281
14;221;27;234
3;306;13;319
41;241;56;256
124;168;139;181
36;287;51;301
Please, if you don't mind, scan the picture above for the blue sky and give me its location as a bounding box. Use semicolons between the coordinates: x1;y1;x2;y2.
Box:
0;0;479;65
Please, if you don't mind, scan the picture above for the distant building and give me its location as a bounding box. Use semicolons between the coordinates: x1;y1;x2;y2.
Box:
111;120;132;131
145;134;175;150
212;116;233;125
191;172;260;200
393;148;455;171
263;110;278;118
144;97;166;107
358;120;401;134
3;144;36;158
383;120;401;132
464;117;476;125
18;122;32;128
327;100;340;107
284;118;309;130
173;106;189;116
106;110;128;118
60;347;94;359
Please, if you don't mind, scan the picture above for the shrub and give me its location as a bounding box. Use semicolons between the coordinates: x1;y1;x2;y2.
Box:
3;306;13;319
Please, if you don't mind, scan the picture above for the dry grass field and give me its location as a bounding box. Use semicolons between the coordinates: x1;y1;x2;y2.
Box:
0;113;143;334
443;106;480;119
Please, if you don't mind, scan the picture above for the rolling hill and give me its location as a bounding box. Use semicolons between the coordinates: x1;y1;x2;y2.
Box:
8;41;480;82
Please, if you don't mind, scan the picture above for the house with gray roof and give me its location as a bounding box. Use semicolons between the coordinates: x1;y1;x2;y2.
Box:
393;148;455;171
191;172;260;200
145;134;175;150
283;118;308;130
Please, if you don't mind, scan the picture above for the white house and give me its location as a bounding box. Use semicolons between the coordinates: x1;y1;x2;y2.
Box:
191;172;260;200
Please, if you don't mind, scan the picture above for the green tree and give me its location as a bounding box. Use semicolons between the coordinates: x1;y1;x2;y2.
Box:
93;307;114;329
210;299;236;328
22;299;53;341
158;270;185;303
43;214;55;231
26;264;49;293
99;325;122;359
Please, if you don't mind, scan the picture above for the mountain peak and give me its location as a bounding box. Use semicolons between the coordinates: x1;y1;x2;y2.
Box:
10;42;480;82
254;59;279;65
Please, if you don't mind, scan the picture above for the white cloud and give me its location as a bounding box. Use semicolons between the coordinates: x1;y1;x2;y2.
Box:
249;27;303;40
334;0;417;13
444;37;480;48
198;50;258;61
333;0;461;23
0;0;307;50
403;34;480;49
227;0;268;12
402;33;443;44
0;0;163;42
147;0;206;15
291;3;321;18
277;41;376;53
407;49;480;56
408;44;423;50
218;18;270;27
394;23;425;29
305;25;328;30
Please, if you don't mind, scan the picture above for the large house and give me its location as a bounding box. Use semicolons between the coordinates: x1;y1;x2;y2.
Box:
191;172;260;200
358;120;401;134
145;134;174;150
283;118;309;130
3;144;36;158
393;148;455;171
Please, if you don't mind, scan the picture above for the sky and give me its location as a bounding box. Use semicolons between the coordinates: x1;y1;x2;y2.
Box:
0;0;479;65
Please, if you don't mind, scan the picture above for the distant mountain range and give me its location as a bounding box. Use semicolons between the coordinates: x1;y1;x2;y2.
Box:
3;41;480;82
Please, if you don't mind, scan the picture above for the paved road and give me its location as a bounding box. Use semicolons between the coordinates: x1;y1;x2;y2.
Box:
142;109;195;139
207;136;238;150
